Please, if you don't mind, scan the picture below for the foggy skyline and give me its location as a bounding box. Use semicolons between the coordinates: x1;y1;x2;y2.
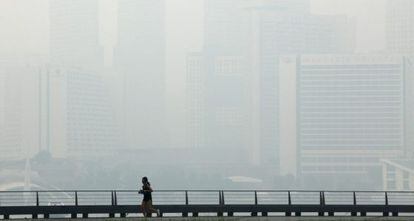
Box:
0;1;387;150
0;0;413;191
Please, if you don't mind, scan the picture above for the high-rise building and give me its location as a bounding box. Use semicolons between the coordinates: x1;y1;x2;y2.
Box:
405;56;414;156
386;0;414;54
250;2;356;172
0;58;41;161
49;0;103;68
187;54;253;164
186;0;259;170
48;0;116;159
186;53;206;151
296;55;405;189
187;0;356;180
114;0;167;151
46;66;118;159
204;0;251;55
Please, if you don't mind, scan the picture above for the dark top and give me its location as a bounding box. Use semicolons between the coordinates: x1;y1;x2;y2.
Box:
142;183;152;202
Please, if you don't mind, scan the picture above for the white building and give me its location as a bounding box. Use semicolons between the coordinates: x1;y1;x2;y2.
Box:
386;0;414;54
296;55;406;188
249;2;356;173
46;66;117;159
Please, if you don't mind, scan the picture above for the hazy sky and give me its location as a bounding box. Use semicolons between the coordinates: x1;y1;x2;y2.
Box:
0;0;386;56
0;0;387;147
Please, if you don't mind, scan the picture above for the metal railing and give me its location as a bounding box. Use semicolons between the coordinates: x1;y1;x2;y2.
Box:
1;190;414;219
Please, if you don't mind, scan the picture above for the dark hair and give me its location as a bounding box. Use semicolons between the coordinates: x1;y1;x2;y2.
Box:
142;177;149;185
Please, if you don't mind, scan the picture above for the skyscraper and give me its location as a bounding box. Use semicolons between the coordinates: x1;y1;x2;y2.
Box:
0;58;40;161
47;66;118;159
296;55;405;189
250;1;355;172
49;0;103;68
186;53;206;151
114;0;167;151
186;0;258;170
48;1;116;159
386;0;414;54
187;0;356;180
386;1;414;160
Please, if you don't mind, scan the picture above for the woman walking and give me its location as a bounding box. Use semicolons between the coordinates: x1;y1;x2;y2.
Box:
139;177;160;217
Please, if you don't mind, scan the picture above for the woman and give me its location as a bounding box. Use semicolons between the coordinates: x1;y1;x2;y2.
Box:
139;177;160;217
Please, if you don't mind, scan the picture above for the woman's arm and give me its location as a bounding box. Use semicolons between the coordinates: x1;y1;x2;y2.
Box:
143;184;153;192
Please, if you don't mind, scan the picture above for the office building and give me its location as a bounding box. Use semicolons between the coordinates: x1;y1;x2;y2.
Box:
49;0;103;68
297;55;405;188
114;0;167;151
386;0;414;54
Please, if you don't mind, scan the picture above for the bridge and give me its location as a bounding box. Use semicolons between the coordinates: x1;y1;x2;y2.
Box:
1;190;414;219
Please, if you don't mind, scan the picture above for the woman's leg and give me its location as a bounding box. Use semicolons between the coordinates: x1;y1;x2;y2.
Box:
143;201;158;217
141;201;147;217
147;200;158;213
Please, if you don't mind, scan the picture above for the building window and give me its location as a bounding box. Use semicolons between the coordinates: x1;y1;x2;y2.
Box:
403;171;410;190
386;166;396;190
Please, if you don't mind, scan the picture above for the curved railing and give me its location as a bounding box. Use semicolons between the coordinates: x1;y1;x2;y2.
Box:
1;190;414;219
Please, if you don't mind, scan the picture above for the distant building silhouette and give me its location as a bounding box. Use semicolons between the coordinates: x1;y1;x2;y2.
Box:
114;0;167;152
186;0;356;182
249;1;355;174
45;66;117;159
186;0;255;168
0;57;42;161
386;0;414;54
49;0;103;69
295;55;406;189
381;159;414;190
47;1;116;159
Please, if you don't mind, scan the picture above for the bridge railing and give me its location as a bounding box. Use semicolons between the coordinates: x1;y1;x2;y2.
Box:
2;190;414;219
1;190;414;207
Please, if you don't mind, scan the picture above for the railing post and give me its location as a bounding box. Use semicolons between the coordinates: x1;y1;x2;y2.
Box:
319;191;325;216
183;190;189;217
383;191;389;216
110;191;118;206
36;191;39;206
385;191;388;205
288;191;292;205
34;191;39;219
108;191;116;218
114;191;117;206
252;191;258;217
351;192;357;216
254;191;258;205
182;191;189;217
33;192;39;219
218;191;221;205
353;192;356;205
71;191;78;218
286;191;292;216
217;191;223;217
320;191;325;205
